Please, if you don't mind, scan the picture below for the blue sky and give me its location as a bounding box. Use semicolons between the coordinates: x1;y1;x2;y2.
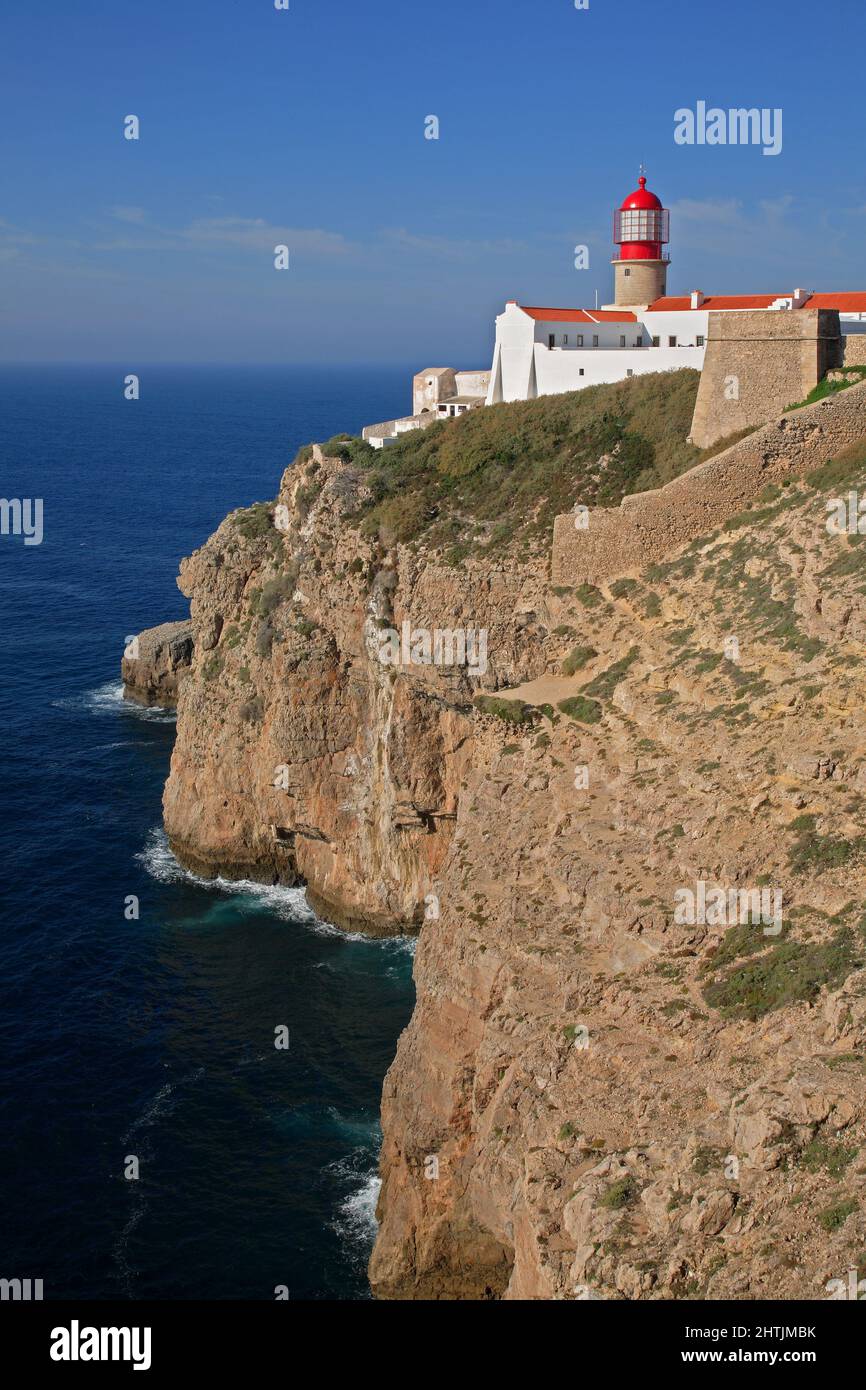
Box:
1;0;864;365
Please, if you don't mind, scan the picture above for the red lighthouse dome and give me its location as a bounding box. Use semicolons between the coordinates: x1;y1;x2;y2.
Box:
614;173;670;261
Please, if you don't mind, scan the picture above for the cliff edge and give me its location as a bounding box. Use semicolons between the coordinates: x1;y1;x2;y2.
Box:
150;373;866;1298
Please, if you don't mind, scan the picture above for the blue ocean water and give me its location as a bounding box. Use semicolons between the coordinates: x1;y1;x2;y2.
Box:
0;365;415;1300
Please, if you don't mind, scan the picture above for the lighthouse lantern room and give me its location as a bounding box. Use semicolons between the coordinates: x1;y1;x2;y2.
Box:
611;171;670;307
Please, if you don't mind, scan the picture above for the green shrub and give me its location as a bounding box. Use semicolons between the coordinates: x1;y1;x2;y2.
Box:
256;621;278;659
561;644;596;675
703;928;861;1019
557;695;602;724
319;433;372;465
581;647;639;701
258;572;297;617
474;695;536;725
817;1197;858;1232
600;1176;638;1210
784;367;866;413
234;502;275;540
575;583;603;608
787;814;862;874
799;1137;858;1178
345;370;701;552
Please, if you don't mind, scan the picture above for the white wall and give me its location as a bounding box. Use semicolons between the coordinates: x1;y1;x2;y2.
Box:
641;309;709;348
533;343;703;396
487;305;536;403
485;299;866;407
454;370;491;396
529;317;644;349
487;302;706;404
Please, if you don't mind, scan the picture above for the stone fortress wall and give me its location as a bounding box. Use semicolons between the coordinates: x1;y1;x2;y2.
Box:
689;309;843;449
551;376;866;587
844;333;866;366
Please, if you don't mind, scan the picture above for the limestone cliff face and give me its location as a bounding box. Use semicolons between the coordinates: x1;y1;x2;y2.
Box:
162;446;548;932
159;431;866;1301
370;459;866;1299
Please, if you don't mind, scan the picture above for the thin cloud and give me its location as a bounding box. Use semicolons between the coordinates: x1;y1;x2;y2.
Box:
668;195;808;261
109;205;146;224
180;217;352;256
668;197;745;226
382;227;527;260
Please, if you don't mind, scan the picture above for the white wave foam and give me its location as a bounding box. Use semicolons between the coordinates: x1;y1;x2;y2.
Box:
122;1066;206;1144
122;1081;177;1143
137;827;419;954
332;1169;382;1249
53;681;176;723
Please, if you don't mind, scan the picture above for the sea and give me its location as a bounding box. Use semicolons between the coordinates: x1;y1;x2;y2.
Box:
0;365;416;1300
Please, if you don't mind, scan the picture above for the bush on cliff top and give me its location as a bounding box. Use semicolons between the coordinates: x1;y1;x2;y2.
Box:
324;369;702;552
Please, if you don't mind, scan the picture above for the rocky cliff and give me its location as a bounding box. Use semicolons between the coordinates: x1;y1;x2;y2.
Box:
159;443;550;932
371;440;866;1300
144;382;866;1300
122;619;193;707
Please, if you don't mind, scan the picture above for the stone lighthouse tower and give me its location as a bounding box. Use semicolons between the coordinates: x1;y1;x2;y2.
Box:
611;170;670;307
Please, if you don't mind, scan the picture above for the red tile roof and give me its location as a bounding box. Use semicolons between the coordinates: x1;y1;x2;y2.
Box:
647;295;782;312
648;292;866;313
517;305;637;323
805;293;866;312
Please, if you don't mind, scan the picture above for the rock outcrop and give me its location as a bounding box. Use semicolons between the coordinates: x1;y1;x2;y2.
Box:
149;401;866;1299
122;619;193;707
160;446;549;929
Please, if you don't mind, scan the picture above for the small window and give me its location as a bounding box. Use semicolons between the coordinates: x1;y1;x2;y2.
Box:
619;335;626;347
668;335;677;347
636;335;643;347
579;368;585;376
577;334;584;347
624;267;631;277
696;335;705;347
548;334;555;349
562;334;568;345
592;334;599;347
652;335;660;348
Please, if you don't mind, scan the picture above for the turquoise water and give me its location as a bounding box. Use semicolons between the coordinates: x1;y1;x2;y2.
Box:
0;365;416;1299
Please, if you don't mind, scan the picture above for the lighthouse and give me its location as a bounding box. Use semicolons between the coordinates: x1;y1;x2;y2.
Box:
611;170;670;307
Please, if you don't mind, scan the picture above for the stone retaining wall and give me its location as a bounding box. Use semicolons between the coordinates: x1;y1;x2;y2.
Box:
843;334;866;366
552;377;866;586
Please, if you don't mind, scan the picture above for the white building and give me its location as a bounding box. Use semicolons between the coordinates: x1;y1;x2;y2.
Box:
362;171;866;441
363;367;490;448
487;291;866;406
486;172;866;404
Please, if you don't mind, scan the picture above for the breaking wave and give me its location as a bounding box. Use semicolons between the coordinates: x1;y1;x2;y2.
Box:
136;827;416;957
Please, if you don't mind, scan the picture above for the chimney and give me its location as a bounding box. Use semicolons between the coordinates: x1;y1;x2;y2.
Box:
792;287;810;308
690;289;705;309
